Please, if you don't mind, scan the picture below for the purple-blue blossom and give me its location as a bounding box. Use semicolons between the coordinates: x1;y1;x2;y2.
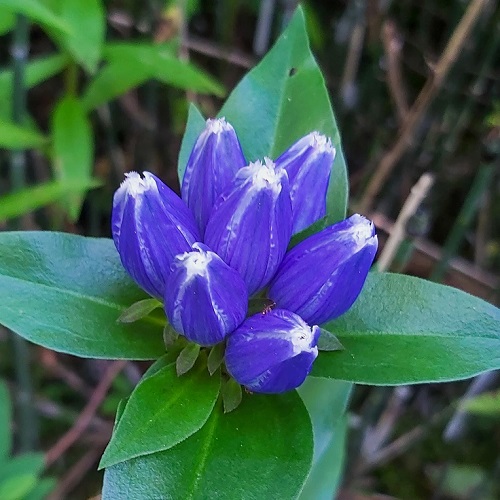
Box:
111;117;378;394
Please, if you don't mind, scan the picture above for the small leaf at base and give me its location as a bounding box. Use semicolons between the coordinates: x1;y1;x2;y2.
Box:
176;343;200;376
317;329;344;352
117;298;161;323
207;343;225;375
162;324;179;348
222;378;242;413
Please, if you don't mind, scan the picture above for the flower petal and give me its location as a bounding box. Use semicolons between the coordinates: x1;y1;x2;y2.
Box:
181;117;246;236
275;132;336;234
268;214;378;325
225;309;319;394
112;171;200;299
204;158;292;296
165;243;248;346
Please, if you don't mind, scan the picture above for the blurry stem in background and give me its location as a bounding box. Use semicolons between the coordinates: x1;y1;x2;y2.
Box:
339;0;366;110
377;173;434;272
9;14;39;452
358;0;489;214
443;370;499;442
381;19;408;124
64;60;78;97
253;0;276;56
430;163;495;282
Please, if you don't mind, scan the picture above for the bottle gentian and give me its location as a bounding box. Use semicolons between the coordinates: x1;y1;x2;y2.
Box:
181;118;246;236
275;131;336;234
111;117;378;394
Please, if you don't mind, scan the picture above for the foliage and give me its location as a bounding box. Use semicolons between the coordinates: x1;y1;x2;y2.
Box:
0;381;55;500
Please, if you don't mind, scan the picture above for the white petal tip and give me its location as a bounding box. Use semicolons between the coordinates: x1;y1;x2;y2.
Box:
205;117;233;135
309;132;335;155
120;171;156;198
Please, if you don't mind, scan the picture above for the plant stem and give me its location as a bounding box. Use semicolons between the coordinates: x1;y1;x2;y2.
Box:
9;14;38;452
430;163;495;282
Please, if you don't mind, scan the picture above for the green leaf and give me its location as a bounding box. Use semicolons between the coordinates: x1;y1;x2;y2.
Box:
102;391;313;499
23;477;56;500
117;298;162;324
317;328;344;352
52;95;94;221
51;0;105;72
218;7;348;224
0;54;69;119
207;343;224;375
177;103;206;183
297;378;352;500
0;120;47;149
0;11;15;35
0;0;70;34
0;232;165;359
0;179;101;221
82;61;152;111
312;273;500;384
83;43;224;110
99;361;220;469
464;390;500;416
162;324;179;348
0;453;44;483
0;380;11;462
221;378;242;413
0;474;37;500
176;343;200;375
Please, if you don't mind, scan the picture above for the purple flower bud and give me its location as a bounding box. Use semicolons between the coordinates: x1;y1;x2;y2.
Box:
268;214;378;325
112;172;200;299
181;117;246;236
225;309;320;394
205;158;292;296
275;132;336;234
164;243;248;347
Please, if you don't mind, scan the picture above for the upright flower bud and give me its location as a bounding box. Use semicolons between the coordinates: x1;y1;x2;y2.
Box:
268;214;378;325
181;117;246;236
225;309;320;394
275;132;336;234
164;243;248;347
205;158;292;296
112;172;200;299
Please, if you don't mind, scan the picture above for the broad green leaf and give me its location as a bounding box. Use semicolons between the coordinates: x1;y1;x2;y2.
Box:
0;474;37;500
0;453;44;483
99;361;220;468
50;0;105;72
102;391;313;499
312;273;500;384
298;378;352;500
0;120;47;149
52;95;93;221
219;7;348;224
83;43;224;110
0;10;15;35
465;390;500;416
0;232;165;359
0;381;11;462
0;179;101;221
0;54;69;119
0;0;70;34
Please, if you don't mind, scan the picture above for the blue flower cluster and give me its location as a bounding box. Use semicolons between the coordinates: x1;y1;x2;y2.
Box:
112;118;378;393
